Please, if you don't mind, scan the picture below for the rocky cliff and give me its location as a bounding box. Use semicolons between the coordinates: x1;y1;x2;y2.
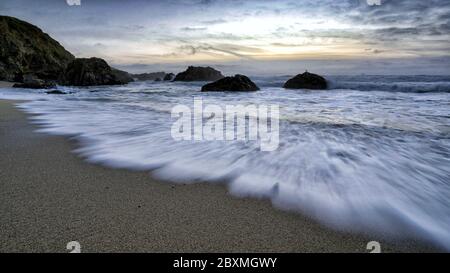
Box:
0;16;75;82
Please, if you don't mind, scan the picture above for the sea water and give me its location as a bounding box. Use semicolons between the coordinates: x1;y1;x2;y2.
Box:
1;75;449;249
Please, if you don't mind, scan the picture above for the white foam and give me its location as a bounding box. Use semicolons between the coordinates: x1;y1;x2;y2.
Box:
1;78;450;250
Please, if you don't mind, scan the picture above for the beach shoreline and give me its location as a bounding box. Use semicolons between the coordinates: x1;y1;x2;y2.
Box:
0;81;16;88
0;99;439;253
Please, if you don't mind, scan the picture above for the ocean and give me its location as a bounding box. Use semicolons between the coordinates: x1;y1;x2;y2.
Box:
1;75;449;249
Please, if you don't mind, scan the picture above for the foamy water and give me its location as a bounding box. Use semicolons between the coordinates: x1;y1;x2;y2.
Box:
1;75;449;250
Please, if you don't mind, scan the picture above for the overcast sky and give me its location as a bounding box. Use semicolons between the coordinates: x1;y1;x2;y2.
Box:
1;0;449;75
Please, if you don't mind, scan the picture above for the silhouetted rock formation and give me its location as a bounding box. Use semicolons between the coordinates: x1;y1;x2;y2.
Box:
201;75;259;92
111;68;134;84
46;90;67;95
163;73;175;81
132;72;167;81
173;66;224;82
58;58;133;86
13;74;56;89
0;16;74;82
283;72;327;90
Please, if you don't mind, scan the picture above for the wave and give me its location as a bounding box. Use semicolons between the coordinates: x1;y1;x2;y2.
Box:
1;77;450;250
253;75;450;93
328;80;450;93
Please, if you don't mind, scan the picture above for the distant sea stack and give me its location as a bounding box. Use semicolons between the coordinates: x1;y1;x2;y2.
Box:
132;72;166;81
201;75;260;92
283;72;328;90
163;73;175;81
0;16;75;82
173;66;224;82
58;58;134;86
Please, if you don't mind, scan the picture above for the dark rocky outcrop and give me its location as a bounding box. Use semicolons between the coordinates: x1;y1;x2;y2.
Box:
201;75;259;92
0;16;75;82
132;72;166;81
163;73;175;81
111;68;134;84
173;66;224;82
13;74;56;89
46;90;67;95
283;72;327;90
155;78;162;82
58;58;133;86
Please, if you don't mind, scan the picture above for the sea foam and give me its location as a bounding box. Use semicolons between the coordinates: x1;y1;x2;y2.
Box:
1;75;449;250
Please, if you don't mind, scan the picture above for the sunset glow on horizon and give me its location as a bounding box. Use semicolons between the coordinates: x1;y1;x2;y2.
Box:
2;0;449;75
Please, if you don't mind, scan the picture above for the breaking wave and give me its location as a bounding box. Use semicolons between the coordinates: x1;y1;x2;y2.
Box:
1;75;450;250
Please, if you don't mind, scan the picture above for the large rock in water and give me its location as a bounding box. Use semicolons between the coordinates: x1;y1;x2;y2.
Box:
283;72;327;90
0;16;75;82
58;58;133;86
201;75;259;92
173;66;224;82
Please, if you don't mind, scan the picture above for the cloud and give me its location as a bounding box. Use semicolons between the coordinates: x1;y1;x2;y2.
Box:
177;43;261;59
1;0;449;75
180;26;208;31
200;19;227;25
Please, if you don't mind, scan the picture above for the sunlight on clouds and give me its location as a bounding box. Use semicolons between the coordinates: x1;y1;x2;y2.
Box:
5;0;442;69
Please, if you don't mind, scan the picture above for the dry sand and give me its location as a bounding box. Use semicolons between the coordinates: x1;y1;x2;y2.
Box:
0;99;438;253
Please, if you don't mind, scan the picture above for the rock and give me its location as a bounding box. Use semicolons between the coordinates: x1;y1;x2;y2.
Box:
46;90;67;95
111;68;134;84
13;81;55;89
173;66;224;82
163;73;175;81
155;78;162;82
132;72;166;81
58;58;133;86
283;72;327;90
13;74;56;89
0;16;75;82
201;75;260;92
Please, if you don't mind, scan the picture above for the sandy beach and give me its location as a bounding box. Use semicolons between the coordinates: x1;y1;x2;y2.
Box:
0;99;439;253
0;81;15;88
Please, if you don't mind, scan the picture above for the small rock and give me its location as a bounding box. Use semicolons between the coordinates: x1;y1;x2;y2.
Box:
46;90;67;95
173;66;224;82
132;72;166;81
283;72;327;90
201;74;260;92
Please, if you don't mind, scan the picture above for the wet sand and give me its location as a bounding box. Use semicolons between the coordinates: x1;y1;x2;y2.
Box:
0;99;438;253
0;81;15;88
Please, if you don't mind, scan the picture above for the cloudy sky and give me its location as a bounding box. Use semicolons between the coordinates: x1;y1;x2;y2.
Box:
1;0;449;75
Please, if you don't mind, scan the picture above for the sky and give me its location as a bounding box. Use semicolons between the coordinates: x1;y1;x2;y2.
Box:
1;0;450;75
